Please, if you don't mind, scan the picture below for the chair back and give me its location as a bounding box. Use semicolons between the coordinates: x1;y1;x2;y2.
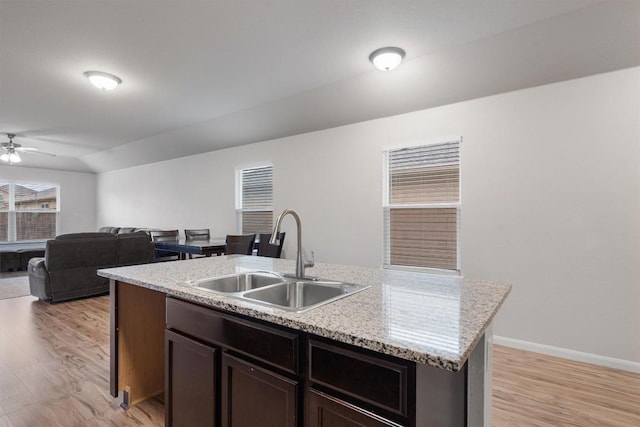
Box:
185;229;210;241
150;230;180;261
149;230;179;242
257;232;286;258
225;234;256;255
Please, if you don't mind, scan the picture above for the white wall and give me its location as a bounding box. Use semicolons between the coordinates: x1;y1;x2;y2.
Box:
0;165;97;234
97;67;640;364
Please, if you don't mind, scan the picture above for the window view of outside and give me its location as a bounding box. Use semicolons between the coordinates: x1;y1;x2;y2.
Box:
0;182;58;242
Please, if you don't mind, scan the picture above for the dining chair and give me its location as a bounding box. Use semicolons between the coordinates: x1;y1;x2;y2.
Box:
184;229;211;258
150;229;181;261
185;228;210;240
225;234;256;255
257;232;286;258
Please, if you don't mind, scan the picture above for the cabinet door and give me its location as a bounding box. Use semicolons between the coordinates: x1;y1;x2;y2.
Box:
307;389;401;427
221;353;298;427
165;330;217;427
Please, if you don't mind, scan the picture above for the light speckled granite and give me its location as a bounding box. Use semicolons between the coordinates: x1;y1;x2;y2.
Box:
99;256;510;371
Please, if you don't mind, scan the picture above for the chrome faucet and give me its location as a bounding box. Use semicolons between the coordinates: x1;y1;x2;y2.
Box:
270;209;314;278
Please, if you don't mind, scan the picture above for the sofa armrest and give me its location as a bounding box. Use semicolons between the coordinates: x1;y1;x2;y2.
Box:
29;257;46;270
28;257;51;301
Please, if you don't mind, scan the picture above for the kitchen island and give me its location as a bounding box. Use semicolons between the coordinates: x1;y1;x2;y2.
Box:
99;255;510;427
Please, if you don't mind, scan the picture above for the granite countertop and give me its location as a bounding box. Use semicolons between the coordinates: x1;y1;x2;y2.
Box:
98;255;510;372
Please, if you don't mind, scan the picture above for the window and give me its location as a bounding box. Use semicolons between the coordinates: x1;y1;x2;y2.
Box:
383;139;460;271
0;183;8;242
236;165;273;234
0;182;59;242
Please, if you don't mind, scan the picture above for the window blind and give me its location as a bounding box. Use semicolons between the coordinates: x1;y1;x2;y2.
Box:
0;182;8;241
386;208;458;270
242;211;273;235
239;166;273;234
384;140;460;271
388;141;459;204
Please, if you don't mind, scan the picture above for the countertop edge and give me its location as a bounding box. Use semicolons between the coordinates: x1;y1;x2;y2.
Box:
99;258;511;372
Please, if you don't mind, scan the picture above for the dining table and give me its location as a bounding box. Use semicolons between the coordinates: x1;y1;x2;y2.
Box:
153;238;227;259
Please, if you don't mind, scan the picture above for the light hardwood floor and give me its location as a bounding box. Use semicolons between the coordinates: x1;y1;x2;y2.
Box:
0;295;163;426
493;345;640;426
0;294;638;426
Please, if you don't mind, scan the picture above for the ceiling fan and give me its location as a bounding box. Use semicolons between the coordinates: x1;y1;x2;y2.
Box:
1;133;56;165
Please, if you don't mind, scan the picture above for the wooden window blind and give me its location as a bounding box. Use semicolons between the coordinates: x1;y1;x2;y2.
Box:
384;140;460;271
238;165;273;234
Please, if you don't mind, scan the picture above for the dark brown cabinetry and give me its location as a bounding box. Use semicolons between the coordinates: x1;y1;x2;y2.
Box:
308;339;410;420
165;330;217;427
165;297;300;427
112;286;483;427
307;389;401;427
221;353;298;427
307;339;410;426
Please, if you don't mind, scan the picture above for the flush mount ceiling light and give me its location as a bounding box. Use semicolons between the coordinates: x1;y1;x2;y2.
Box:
369;47;406;71
83;71;122;90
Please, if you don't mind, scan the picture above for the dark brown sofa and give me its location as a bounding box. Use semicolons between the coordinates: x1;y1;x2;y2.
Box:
98;226;153;235
28;231;154;303
0;245;46;272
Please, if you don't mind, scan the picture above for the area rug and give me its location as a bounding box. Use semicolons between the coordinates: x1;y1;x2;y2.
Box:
0;274;31;300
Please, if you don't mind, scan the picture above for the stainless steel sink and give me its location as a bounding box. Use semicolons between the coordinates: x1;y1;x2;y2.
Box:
183;271;370;313
242;280;369;312
188;271;284;293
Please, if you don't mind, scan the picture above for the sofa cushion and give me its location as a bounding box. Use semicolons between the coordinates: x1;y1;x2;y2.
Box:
98;226;120;234
117;227;137;234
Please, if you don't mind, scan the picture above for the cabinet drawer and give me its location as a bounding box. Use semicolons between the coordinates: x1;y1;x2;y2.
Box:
307;389;402;427
308;339;409;417
166;297;299;374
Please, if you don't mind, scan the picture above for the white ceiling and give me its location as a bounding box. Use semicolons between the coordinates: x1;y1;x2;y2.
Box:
0;0;638;173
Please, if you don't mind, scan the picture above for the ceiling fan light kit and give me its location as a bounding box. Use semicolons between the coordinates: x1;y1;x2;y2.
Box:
84;71;122;90
369;47;406;71
0;133;55;165
0;152;21;163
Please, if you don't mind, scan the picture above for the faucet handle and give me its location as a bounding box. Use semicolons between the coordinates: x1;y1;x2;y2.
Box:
304;250;315;268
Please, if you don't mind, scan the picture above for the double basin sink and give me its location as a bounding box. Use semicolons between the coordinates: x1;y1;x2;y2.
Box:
183;271;369;313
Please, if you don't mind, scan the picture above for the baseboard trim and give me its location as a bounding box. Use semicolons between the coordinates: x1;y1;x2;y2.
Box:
493;336;640;374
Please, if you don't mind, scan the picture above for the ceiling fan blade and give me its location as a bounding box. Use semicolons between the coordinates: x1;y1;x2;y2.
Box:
21;150;56;157
0;134;58;159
